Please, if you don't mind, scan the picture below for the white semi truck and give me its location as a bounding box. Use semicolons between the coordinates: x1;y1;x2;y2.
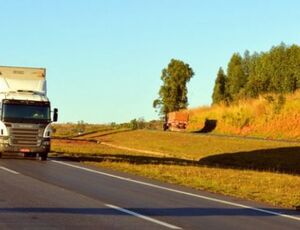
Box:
0;66;58;160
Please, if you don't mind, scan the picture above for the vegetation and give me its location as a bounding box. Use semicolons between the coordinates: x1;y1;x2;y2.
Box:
129;117;146;130
52;123;111;138
212;67;227;104
51;139;137;156
51;129;300;208
93;130;299;160
212;43;300;104
153;59;194;116
188;90;300;139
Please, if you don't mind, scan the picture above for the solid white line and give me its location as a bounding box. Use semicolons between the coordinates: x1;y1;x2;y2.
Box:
51;160;300;222
0;166;20;175
106;204;182;229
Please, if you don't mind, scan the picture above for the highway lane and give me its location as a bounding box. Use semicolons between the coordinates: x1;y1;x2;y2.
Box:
0;162;165;230
0;158;299;229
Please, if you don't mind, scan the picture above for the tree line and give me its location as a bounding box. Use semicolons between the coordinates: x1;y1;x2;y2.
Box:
153;43;300;117
212;43;300;104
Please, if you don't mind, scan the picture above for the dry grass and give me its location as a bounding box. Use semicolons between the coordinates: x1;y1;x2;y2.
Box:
74;128;131;140
52;123;111;138
52;139;145;156
95;130;300;161
187;91;300;139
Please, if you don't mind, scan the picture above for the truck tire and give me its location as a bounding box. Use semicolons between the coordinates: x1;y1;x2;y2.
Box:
40;153;48;161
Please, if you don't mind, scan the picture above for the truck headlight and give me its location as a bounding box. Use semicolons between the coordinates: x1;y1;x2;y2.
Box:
43;124;52;138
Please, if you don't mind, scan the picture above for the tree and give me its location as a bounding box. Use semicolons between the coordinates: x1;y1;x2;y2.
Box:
212;67;227;104
242;50;251;78
226;53;247;100
129;117;146;130
153;59;194;116
214;43;300;103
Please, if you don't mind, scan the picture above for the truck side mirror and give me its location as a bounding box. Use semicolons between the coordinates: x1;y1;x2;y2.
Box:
53;108;58;122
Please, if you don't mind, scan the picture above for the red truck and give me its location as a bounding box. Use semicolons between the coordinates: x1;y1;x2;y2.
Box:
164;111;189;131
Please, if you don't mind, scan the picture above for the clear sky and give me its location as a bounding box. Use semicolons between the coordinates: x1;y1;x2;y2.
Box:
1;0;299;123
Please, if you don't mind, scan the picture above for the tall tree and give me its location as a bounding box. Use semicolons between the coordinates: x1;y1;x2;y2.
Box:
288;44;300;91
242;50;251;77
212;67;227;104
226;53;247;100
213;43;300;102
153;59;194;116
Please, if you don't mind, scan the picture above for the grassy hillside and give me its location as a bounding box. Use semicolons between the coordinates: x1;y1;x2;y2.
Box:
95;130;300;162
188;90;300;140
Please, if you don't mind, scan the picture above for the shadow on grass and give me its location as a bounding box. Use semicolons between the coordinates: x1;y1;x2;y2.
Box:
53;153;197;166
53;146;300;175
193;119;217;133
198;147;300;174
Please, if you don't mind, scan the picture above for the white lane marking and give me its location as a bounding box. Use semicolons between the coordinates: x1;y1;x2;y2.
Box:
52;160;300;222
0;166;20;175
106;204;182;229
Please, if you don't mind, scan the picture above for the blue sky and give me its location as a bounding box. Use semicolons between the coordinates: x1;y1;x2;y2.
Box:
1;0;299;123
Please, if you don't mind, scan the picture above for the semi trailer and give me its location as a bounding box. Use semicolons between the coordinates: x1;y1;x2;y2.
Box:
0;66;58;160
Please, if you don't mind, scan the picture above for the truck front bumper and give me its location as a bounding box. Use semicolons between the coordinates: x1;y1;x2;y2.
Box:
0;137;50;155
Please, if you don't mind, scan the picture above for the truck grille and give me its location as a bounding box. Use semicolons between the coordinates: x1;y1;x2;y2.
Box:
10;128;40;146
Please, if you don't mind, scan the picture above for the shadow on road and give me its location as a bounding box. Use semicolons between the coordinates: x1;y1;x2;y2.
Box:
0;207;299;217
52;146;300;175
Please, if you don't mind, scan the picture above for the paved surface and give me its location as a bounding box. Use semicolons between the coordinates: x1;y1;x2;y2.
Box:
0;158;299;229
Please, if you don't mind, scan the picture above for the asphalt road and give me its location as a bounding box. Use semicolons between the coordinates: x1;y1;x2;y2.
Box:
0;158;299;230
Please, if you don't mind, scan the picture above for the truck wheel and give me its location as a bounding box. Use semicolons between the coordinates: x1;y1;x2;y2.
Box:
40;153;48;161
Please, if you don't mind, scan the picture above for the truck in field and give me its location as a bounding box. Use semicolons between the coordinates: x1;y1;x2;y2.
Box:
164;111;189;131
0;66;58;160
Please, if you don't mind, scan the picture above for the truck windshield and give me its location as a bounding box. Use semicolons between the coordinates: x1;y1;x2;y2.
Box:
2;104;51;123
